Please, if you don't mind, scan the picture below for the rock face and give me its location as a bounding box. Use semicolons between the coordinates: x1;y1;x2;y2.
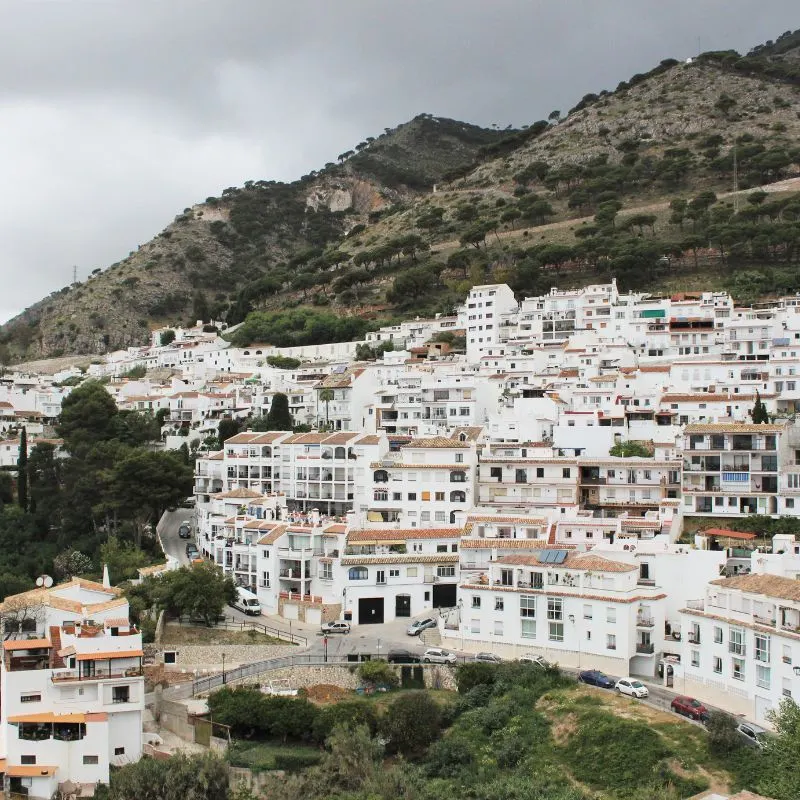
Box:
305;177;392;214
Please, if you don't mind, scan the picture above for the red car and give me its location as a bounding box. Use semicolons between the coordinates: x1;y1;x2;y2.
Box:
670;695;710;722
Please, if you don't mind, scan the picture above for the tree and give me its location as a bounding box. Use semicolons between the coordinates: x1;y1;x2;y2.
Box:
0;472;12;507
217;417;240;444
100;537;151;584
267;393;294;431
192;291;210;323
357;659;399;689
266;355;301;370
609;440;652;458
318;387;334;428
97;751;229;800
110;450;193;546
53;549;93;580
381;691;442;756
57;380;119;452
706;711;741;757
548;109;561;122
153;562;236;625
159;329;176;346
17;427;27;511
27;442;61;524
759;698;800;800
751;390;771;424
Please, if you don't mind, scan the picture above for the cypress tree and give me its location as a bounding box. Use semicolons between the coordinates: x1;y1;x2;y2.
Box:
17;426;28;511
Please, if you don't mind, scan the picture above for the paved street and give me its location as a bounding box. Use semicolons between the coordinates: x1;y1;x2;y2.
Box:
159;508;195;567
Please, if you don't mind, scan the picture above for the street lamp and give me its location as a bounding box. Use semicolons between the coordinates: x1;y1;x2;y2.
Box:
221;652;226;685
568;614;580;669
323;636;329;663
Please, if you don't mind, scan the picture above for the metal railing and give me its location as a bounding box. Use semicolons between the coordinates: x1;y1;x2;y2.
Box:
176;615;307;647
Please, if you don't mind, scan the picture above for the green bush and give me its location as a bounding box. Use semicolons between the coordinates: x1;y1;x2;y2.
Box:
272;751;323;772
357;659;398;688
381;691;443;756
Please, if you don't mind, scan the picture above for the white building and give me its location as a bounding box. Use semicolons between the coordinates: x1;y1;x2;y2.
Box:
0;578;144;799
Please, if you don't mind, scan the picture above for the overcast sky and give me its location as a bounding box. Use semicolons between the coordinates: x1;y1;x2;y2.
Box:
0;1;796;323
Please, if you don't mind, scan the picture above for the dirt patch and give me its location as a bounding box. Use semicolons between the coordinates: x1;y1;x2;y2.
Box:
161;625;285;646
305;684;352;705
550;711;579;745
145;665;195;689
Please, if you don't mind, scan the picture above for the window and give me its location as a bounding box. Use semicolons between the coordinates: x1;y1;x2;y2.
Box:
548;622;564;642
421;511;430;522
112;686;130;704
536;468;544;478
472;596;481;609
407;492;417;501
732;658;745;681
437;566;455;578
114;747;125;756
782;645;792;665
20;755;36;765
755;633;770;663
20;693;41;703
389;569;400;578
434;511;446;522
520;595;536;618
455;452;464;463
163;651;177;665
470;619;480;634
436;544;448;552
435;492;445;501
521;619;536;638
495;597;504;611
606;634;617;651
583;604;592;620
713;656;723;674
494;620;504;636
562;468;571;478
729;627;746;656
407;567;418;577
451;543;458;552
547;597;563;621
756;665;771;689
83;755;99;765
348;567;368;581
376;570;386;585
691;650;700;667
606;607;616;623
713;626;723;644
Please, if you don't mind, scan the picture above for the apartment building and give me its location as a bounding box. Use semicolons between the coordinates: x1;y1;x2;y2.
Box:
341;528;461;623
679;572;800;726
366;437;478;528
196;430;385;515
460;284;518;362
452;550;666;673
0;579;144;799
682;423;788;517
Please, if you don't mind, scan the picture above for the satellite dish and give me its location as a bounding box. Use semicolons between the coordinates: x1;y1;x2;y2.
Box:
36;575;53;588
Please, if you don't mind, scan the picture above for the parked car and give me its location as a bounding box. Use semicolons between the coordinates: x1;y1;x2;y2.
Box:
178;524;191;539
185;543;199;558
615;678;649;698
180;496;195;508
578;670;615;689
670;696;710;722
736;722;768;749
406;617;437;636
321;621;351;635
474;652;502;664
387;649;422;664
518;654;550;667
422;648;457;665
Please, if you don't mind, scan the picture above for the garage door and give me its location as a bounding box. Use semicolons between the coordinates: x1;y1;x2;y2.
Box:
432;584;457;608
283;603;299;621
358;597;384;625
305;607;322;626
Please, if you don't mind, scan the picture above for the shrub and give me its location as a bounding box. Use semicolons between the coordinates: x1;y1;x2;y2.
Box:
312;700;379;743
357;659;398;688
381;691;443;756
272;751;322;772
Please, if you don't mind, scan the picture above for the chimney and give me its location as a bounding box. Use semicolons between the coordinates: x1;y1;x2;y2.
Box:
102;564;111;589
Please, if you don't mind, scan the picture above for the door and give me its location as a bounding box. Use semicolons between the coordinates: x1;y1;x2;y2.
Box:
358;597;384;625
432;583;457;608
395;594;411;618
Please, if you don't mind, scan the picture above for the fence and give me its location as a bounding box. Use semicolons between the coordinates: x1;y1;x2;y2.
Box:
174;615;307;647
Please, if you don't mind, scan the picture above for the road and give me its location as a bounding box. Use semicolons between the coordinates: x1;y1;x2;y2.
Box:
159;509;195;567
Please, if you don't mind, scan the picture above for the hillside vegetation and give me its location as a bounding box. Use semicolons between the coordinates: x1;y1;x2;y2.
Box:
2;30;800;361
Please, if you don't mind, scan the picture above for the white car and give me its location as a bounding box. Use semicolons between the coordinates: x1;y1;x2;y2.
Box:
519;654;550;667
615;678;649;698
422;648;457;665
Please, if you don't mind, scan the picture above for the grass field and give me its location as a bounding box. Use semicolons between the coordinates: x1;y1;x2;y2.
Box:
161;625;286;646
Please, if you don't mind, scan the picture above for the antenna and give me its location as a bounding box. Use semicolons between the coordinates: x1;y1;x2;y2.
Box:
36;575;54;588
72;265;77;285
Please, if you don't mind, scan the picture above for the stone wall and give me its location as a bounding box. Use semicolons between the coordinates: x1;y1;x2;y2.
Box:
152;644;297;672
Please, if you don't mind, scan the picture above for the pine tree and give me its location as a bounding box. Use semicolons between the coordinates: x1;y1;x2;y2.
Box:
17;426;28;511
266;393;294;431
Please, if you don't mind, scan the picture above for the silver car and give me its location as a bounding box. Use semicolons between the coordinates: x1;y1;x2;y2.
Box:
406;617;437;636
422;648;457;665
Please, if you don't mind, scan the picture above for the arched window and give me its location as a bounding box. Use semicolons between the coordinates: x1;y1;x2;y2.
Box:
255;350;262;355
334;447;346;460
321;447;333;460
450;470;467;483
373;470;389;483
450;511;457;524
459;433;467;442
450;490;466;503
348;567;368;581
261;446;272;458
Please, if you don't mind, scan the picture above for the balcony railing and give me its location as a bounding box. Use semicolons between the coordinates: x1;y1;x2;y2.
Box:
636;616;655;628
636;642;655;654
52;667;143;682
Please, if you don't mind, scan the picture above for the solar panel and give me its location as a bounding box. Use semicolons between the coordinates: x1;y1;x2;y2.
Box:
551;550;568;564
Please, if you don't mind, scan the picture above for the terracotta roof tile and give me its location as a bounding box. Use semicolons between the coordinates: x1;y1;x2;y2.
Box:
347;528;463;542
683;423;785;434
401;437;470;449
710;573;800;603
496;552;637;572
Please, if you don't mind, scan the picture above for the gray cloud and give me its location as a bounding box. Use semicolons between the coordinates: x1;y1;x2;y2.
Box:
0;0;796;322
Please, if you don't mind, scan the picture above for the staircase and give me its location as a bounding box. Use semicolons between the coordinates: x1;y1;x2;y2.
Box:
420;626;442;647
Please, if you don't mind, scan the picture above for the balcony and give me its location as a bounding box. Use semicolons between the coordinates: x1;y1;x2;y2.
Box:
636;616;655;628
688;632;701;644
636;642;655;654
51;667;143;683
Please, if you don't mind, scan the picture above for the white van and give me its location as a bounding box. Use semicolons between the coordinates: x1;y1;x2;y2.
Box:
232;587;262;616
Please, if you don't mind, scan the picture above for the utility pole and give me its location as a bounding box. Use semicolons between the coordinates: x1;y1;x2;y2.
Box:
72;265;78;285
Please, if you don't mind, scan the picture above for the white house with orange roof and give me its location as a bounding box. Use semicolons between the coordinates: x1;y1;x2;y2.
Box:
0;578;144;799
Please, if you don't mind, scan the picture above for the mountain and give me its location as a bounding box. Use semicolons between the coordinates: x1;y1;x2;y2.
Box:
3;31;800;361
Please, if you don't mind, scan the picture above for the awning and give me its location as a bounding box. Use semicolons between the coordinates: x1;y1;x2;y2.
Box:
7;765;58;777
3;639;51;651
9;712;86;724
76;649;143;661
702;528;757;541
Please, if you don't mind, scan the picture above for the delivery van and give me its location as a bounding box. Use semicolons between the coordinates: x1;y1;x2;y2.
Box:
232;587;262;615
